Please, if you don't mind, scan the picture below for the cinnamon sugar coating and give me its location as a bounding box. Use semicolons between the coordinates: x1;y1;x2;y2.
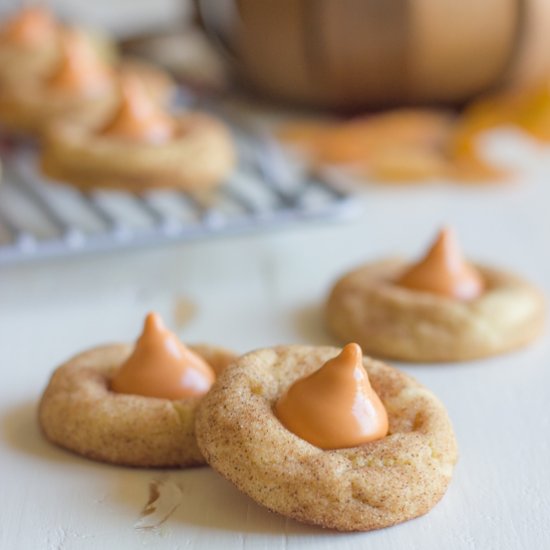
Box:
196;345;458;531
39;343;236;467
41;112;235;191
326;260;545;362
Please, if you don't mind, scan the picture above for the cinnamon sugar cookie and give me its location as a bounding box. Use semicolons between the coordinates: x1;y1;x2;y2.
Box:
325;259;545;362
0;6;59;86
40;72;234;191
0;28;172;138
39;343;236;467
196;345;457;531
41;111;235;191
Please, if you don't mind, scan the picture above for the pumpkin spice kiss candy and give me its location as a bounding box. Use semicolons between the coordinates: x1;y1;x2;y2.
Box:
326;227;545;362
275;343;388;449
0;6;59;85
396;227;485;300
196;344;457;531
39;313;236;467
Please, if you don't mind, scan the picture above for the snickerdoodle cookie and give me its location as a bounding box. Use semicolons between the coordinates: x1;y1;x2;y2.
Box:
0;6;59;86
0;27;114;136
326;229;545;362
41;76;234;191
0;28;171;138
0;7;117;88
39;315;237;468
195;345;458;531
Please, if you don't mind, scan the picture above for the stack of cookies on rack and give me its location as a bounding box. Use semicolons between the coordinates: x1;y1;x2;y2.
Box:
0;6;234;192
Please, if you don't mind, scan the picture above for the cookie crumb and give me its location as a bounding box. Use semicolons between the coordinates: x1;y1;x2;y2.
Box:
173;296;197;329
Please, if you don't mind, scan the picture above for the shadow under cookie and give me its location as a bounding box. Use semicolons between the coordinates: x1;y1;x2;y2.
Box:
2;400;78;465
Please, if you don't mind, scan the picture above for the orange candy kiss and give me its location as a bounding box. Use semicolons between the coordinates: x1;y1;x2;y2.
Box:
397;227;485;300
47;30;111;96
2;6;56;47
100;75;174;144
275;343;388;450
110;312;215;400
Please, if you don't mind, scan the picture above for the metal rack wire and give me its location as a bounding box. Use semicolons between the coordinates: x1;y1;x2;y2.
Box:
0;123;360;266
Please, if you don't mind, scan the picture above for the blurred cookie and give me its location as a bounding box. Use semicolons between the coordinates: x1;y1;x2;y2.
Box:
326;228;545;362
0;28;116;136
0;7;59;86
0;28;172;138
41;75;234;191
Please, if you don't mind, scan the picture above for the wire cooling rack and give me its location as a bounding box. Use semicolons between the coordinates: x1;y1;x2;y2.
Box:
0;119;360;266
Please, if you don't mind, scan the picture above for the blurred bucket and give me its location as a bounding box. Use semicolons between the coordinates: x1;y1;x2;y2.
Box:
195;0;550;109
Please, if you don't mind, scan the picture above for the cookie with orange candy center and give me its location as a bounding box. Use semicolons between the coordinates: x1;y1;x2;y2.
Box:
326;228;545;362
47;29;113;97
0;6;59;85
196;343;457;531
0;28;117;135
40;74;235;191
2;6;56;48
0;24;173;137
39;312;237;467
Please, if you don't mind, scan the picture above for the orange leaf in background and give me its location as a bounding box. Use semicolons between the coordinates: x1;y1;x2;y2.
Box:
276;120;335;153
452;79;550;154
279;110;454;165
449;155;509;183
513;82;550;141
279;93;550;185
448;109;506;183
363;147;450;183
446;85;550;183
317;109;454;164
280;110;459;183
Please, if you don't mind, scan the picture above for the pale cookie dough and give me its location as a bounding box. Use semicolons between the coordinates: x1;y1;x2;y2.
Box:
326;259;545;362
196;345;458;532
39;343;236;468
0;35;57;86
41;112;235;191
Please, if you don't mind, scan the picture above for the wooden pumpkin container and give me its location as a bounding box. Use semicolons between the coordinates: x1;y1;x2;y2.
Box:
196;0;550;109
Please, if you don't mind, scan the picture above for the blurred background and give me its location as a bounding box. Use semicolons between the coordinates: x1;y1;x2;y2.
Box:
1;6;550;548
0;1;186;36
2;0;550;263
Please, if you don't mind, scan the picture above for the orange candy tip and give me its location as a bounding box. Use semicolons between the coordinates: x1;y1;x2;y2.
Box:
397;226;485;301
143;311;165;333
341;342;362;360
436;225;456;245
2;6;56;46
334;343;364;374
110;312;215;400
100;75;174;144
275;343;388;450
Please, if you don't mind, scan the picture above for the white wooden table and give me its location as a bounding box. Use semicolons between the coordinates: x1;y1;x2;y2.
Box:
1;130;550;549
